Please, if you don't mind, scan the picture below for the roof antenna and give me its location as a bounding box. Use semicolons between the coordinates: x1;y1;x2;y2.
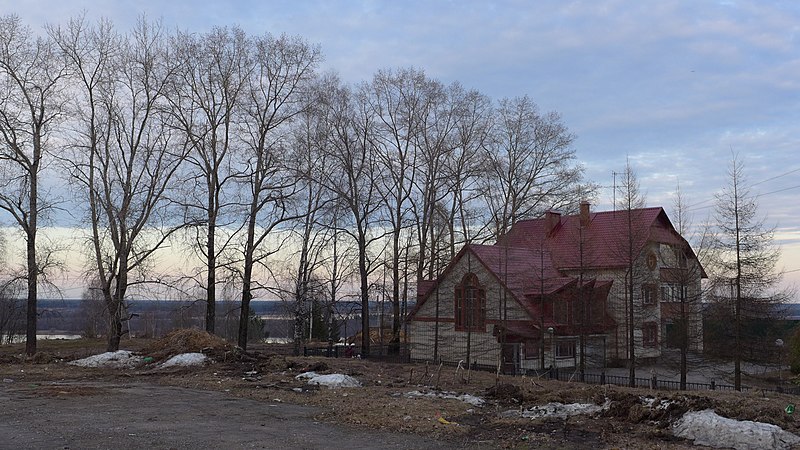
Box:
612;170;618;212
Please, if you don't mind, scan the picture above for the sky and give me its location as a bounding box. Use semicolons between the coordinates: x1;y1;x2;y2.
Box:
2;0;800;294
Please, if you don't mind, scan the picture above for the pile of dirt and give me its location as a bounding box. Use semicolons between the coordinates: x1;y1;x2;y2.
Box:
484;382;524;404
138;328;234;362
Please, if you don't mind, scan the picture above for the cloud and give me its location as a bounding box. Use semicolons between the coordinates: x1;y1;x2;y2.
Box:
2;0;799;292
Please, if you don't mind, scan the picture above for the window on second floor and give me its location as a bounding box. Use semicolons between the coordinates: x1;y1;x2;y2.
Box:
454;273;486;332
660;284;688;302
642;283;657;306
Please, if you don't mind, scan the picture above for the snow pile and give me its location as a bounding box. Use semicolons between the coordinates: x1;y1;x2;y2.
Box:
159;352;208;368
509;401;608;420
296;372;361;388
673;409;800;450
405;390;485;407
68;351;144;369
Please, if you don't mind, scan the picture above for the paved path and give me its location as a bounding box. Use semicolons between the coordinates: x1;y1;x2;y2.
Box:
0;381;463;449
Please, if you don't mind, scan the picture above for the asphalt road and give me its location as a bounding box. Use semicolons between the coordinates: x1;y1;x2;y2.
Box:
0;381;457;449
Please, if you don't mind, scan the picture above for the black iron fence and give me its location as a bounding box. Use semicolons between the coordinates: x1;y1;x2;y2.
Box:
304;343;411;363
303;344;800;395
547;368;792;393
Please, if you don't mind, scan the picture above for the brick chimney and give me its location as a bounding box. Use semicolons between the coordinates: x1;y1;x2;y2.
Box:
545;211;561;235
580;201;591;228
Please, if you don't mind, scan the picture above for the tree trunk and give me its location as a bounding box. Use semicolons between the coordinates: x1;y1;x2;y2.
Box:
391;229;401;351
25;228;37;356
106;297;123;352
359;232;370;357
24;143;40;356
206;211;216;334
238;220;256;350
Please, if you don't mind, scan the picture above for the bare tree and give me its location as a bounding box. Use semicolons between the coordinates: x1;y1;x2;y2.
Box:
712;152;789;390
284;88;337;354
366;68;432;350
169;26;250;334
614;159;647;387
318;206;357;349
482;95;584;239
0;15;68;354
441;86;492;257
668;182;710;390
234;33;320;350
62;17;186;351
411;79;461;282
317;79;385;356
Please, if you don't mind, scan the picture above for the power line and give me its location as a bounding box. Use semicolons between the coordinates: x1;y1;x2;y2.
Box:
752;167;800;187
756;184;800;198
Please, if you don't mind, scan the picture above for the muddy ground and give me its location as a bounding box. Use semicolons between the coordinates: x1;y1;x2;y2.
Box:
1;332;799;449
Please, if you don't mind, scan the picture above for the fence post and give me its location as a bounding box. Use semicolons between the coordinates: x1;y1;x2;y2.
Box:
600;370;605;385
710;380;715;391
651;372;657;390
303;346;308;357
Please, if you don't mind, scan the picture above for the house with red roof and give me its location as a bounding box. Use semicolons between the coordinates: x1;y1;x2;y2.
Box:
407;203;705;374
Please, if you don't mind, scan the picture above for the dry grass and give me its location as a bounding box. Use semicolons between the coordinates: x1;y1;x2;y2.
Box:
3;334;799;448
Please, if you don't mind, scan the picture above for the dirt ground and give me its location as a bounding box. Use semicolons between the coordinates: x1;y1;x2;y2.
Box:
2;331;800;449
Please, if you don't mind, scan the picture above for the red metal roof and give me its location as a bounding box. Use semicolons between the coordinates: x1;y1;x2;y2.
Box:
499;207;687;270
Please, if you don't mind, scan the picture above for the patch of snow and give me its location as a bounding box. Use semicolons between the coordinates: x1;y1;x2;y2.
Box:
159;353;208;368
296;372;361;388
68;351;143;369
295;371;319;380
510;401;608;420
405;390;485;407
641;396;674;410
457;394;485;407
673;409;800;450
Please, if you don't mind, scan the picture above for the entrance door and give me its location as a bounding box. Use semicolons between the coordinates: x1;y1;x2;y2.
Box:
501;343;520;374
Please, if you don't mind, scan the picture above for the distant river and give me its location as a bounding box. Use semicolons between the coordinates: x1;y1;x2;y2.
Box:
9;334;83;342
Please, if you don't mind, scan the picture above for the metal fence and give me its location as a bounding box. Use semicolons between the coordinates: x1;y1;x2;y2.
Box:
303;344;800;395
547;368;792;393
304;343;411;363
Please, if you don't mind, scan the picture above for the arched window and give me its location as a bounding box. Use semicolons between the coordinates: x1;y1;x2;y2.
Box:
454;273;486;331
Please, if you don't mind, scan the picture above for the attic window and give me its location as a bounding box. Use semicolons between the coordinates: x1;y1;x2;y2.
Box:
454;273;486;332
